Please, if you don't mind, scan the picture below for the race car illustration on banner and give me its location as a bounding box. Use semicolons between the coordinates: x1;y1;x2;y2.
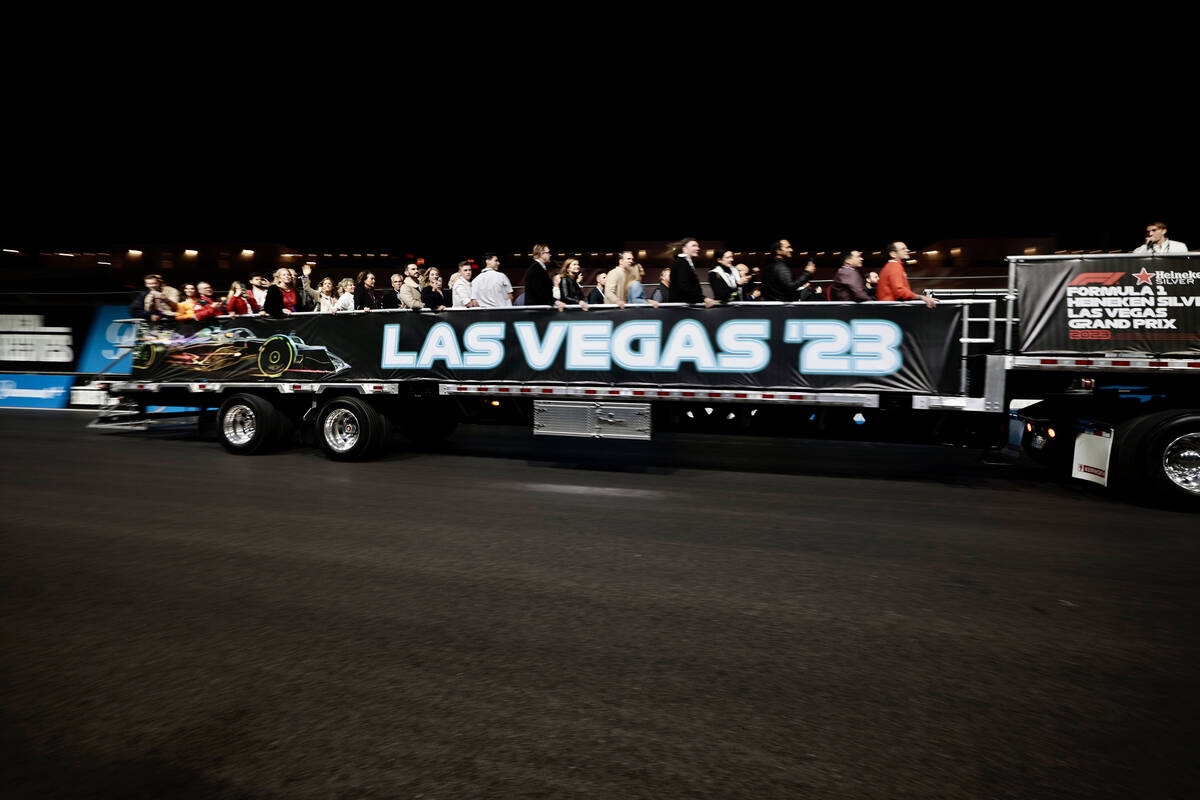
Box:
133;327;350;379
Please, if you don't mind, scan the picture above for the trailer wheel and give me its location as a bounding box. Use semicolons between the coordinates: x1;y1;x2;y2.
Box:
316;396;388;461
1114;410;1200;507
257;334;297;378
218;393;280;455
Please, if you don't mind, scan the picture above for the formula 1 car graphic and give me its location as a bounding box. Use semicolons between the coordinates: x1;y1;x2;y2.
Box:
133;327;350;379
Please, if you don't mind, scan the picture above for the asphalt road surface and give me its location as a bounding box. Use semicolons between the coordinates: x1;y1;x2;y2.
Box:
2;410;1198;799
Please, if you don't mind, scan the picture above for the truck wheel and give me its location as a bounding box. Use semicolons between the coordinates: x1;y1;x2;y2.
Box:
257;334;297;378
218;393;281;455
316;396;388;461
1114;410;1200;507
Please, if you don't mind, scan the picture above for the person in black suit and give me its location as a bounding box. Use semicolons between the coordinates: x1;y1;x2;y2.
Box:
761;239;812;302
379;273;404;309
708;249;748;304
523;243;565;310
587;272;606;305
668;238;717;307
353;271;381;310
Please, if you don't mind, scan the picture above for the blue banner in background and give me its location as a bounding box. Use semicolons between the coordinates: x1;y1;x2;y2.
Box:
0;374;73;409
76;306;136;375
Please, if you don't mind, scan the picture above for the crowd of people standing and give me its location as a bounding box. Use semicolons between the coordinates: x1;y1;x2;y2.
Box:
133;221;1186;321
127;240;927;322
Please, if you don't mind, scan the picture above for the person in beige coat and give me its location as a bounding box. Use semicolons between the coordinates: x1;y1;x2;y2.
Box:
603;251;635;308
399;262;425;310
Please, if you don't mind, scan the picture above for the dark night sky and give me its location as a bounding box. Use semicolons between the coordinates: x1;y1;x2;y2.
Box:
8;108;1194;260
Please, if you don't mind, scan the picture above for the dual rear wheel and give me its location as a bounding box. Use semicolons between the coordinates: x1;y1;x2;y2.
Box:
216;393;458;461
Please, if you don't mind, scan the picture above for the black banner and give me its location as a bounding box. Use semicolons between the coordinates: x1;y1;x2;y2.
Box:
133;304;965;394
1018;256;1200;354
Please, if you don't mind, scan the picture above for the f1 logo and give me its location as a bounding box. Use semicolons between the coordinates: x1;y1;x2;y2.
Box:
1068;272;1125;286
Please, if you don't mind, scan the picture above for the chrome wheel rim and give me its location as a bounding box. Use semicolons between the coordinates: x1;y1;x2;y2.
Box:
1163;433;1200;495
223;404;256;446
323;409;360;453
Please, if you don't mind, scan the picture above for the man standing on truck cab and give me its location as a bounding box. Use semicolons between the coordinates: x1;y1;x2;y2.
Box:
1133;221;1188;254
876;242;938;308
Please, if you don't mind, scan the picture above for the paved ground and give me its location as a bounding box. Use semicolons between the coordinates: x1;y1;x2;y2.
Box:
2;410;1198;798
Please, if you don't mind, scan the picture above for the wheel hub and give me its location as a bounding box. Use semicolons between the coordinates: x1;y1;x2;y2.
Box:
223;404;257;445
323;409;360;453
1162;433;1200;495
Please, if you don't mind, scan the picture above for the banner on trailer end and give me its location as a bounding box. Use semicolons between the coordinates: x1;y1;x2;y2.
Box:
131;304;965;394
1018;256;1200;354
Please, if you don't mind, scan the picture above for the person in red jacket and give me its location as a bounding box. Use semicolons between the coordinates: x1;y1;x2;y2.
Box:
876;242;938;308
192;282;225;322
224;281;257;315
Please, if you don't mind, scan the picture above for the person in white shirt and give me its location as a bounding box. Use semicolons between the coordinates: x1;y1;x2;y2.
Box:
333;278;356;313
450;261;473;307
469;253;514;308
1133;221;1188;254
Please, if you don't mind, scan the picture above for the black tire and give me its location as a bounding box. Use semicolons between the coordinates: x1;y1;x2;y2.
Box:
1114;410;1200;508
257;334;297;378
217;393;281;455
316;396;388;461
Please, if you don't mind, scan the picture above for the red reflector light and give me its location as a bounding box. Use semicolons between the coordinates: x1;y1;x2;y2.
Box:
1074;360;1093;366
632;390;645;396
707;392;721;398
1040;359;1058;365
1189;362;1200;368
584;389;597;394
1112;360;1131;366
681;391;695;397
657;391;670;397
734;393;748;398
498;387;510;392
1149;361;1167;367
541;388;553;394
292;385;302;390
519;388;531;393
